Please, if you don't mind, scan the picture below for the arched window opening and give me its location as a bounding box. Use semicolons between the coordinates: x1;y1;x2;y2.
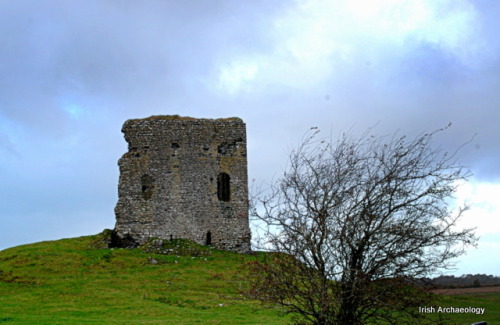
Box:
217;172;230;201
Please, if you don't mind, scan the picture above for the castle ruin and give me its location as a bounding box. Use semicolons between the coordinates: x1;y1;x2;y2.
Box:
113;115;251;253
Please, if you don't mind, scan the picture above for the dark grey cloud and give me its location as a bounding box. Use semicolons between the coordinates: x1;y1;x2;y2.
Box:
0;0;283;135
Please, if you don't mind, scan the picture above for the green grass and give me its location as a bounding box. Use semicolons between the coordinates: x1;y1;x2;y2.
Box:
430;292;500;324
0;233;286;324
1;233;498;324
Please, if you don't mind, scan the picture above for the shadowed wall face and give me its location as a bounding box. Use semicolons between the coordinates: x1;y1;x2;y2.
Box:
113;116;251;252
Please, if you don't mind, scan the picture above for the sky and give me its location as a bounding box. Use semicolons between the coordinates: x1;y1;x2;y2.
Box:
1;0;499;276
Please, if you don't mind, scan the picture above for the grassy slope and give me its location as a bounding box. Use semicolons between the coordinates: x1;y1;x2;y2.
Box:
1;233;498;325
0;233;286;325
433;292;500;324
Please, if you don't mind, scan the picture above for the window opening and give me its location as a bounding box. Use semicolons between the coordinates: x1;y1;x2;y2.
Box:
217;172;230;201
141;174;154;200
206;231;212;246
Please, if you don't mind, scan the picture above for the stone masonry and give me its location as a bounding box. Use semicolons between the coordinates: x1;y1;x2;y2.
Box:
113;115;251;253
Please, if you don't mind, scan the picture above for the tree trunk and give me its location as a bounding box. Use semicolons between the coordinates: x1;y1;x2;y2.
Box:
337;283;361;325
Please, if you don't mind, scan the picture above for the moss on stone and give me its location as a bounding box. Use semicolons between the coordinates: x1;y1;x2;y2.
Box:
141;238;212;257
88;229;113;249
129;115;242;122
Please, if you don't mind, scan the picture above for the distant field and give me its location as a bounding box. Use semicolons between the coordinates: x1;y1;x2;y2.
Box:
430;289;500;324
0;234;498;324
433;285;500;295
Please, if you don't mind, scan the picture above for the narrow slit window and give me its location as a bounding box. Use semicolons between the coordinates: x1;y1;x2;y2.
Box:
141;174;154;200
205;231;212;246
217;172;230;201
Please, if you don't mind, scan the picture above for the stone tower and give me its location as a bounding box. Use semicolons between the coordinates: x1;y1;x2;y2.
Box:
113;115;251;253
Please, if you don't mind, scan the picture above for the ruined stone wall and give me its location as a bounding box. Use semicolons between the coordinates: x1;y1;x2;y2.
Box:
113;116;251;253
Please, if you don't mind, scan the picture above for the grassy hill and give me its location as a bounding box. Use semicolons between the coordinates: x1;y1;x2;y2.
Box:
1;232;498;324
0;231;287;324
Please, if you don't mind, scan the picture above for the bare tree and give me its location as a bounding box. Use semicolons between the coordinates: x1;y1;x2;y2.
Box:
249;126;477;325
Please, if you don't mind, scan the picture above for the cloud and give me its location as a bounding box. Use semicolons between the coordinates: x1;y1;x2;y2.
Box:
214;0;486;95
455;179;500;236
